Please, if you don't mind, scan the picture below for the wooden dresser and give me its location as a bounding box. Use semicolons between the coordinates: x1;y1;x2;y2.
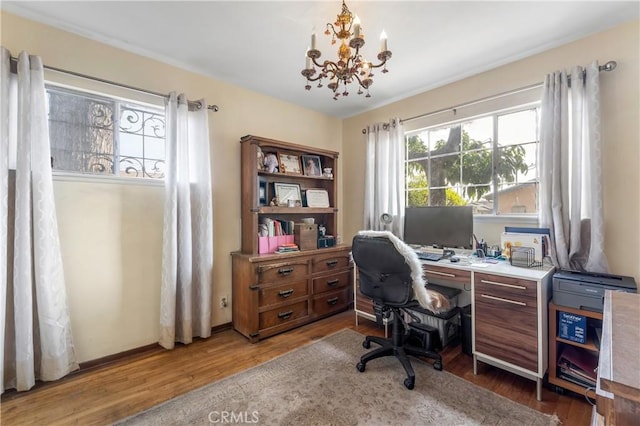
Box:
594;291;640;425
232;246;352;342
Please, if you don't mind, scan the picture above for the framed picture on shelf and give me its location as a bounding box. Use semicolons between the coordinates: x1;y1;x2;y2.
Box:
305;189;330;208
278;153;302;175
257;176;268;206
301;155;322;177
274;182;302;206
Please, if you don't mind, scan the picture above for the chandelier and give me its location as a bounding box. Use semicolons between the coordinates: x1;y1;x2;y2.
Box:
301;0;392;100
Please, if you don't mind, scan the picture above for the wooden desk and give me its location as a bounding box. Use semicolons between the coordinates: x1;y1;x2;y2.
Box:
595;291;640;425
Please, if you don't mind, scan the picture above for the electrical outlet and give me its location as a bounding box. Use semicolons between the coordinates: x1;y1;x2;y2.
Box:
220;296;228;308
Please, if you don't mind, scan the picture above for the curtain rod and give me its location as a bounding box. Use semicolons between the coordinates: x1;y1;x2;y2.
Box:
9;56;219;112
362;60;617;133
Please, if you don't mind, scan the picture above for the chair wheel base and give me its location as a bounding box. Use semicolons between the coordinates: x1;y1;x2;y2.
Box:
356;362;366;372
363;340;371;349
433;360;443;371
404;377;415;390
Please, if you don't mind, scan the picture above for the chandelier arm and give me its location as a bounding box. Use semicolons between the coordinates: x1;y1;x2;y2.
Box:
368;58;390;69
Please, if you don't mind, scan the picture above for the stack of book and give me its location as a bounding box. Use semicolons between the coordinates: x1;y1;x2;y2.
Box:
276;243;299;254
557;344;598;388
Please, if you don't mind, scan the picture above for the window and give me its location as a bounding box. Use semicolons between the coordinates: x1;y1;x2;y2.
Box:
405;105;540;215
47;86;165;179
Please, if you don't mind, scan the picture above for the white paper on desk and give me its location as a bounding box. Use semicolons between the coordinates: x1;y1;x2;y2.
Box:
471;263;490;268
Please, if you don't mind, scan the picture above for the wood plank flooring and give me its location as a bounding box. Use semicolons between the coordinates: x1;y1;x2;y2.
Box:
1;310;592;425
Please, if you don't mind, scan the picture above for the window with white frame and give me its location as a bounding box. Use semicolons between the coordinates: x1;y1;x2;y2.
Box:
47;86;166;179
405;105;540;215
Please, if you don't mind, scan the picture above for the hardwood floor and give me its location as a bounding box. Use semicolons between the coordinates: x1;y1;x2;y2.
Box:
1;310;592;425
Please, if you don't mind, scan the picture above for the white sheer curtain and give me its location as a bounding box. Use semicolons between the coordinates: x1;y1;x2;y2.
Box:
1;48;78;393
363;118;405;237
159;93;213;349
539;61;608;273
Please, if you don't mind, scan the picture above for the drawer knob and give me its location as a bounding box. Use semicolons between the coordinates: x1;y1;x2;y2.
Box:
278;267;294;275
327;279;340;287
326;260;339;267
278;310;294;320
278;289;294;298
327;297;339;305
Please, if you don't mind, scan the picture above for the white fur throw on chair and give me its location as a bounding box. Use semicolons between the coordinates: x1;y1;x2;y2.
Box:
356;230;449;313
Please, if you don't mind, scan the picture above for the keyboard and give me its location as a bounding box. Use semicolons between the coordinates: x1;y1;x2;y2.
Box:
416;252;443;261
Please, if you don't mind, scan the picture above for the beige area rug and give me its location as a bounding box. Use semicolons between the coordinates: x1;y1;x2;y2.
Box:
117;329;558;425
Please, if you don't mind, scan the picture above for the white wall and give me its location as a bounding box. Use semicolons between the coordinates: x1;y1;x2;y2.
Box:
343;20;640;282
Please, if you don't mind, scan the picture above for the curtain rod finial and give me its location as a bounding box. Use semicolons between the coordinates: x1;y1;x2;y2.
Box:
208;104;219;112
602;61;617;72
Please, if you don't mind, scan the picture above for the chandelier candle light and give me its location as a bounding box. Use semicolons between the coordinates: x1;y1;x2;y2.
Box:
301;0;392;100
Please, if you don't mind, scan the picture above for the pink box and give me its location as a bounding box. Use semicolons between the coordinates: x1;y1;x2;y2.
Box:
258;235;296;254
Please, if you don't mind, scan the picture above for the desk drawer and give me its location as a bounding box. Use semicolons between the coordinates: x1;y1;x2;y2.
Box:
313;288;350;316
256;259;309;284
259;280;308;307
475;272;537;303
422;264;471;286
312;270;350;294
312;251;351;274
475;289;538;372
259;301;309;330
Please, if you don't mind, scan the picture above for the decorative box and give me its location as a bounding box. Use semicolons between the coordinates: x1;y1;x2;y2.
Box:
294;223;317;251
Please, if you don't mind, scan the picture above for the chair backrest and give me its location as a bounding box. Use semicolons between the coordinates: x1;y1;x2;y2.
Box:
352;233;414;306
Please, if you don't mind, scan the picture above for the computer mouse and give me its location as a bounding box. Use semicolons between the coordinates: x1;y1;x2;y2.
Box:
450;256;460;263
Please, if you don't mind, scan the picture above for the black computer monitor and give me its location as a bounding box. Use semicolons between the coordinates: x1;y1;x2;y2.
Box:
403;206;474;249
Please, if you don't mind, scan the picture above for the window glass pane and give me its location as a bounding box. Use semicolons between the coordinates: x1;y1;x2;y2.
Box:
498;109;538;146
496;182;538;214
496;142;537;185
406;159;428;207
462;116;493;148
48;90;115;174
406;133;429;160
461;149;492;187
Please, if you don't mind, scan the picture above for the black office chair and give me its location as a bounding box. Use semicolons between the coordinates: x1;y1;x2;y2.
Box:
352;231;443;389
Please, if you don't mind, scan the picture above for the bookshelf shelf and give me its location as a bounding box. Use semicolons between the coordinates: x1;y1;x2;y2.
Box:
548;302;603;395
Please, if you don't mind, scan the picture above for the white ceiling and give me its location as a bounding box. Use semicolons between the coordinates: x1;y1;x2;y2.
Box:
2;1;638;118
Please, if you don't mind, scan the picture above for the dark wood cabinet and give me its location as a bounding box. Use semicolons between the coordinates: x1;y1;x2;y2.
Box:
232;135;351;342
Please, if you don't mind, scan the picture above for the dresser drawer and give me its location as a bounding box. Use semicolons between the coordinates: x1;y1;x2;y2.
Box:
256;259;309;284
312;288;350;316
259;300;309;330
422;264;471;286
312;251;351;274
312;270;350;294
475;272;537;303
259;280;308;307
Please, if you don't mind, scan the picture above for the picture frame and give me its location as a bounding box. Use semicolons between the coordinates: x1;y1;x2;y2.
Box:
277;153;302;175
301;155;322;177
257;176;268;206
305;189;330;208
274;183;302;206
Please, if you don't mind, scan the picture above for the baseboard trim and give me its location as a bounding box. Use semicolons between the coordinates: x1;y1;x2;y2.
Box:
1;322;233;400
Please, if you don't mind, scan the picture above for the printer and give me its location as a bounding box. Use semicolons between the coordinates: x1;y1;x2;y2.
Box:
553;270;637;312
